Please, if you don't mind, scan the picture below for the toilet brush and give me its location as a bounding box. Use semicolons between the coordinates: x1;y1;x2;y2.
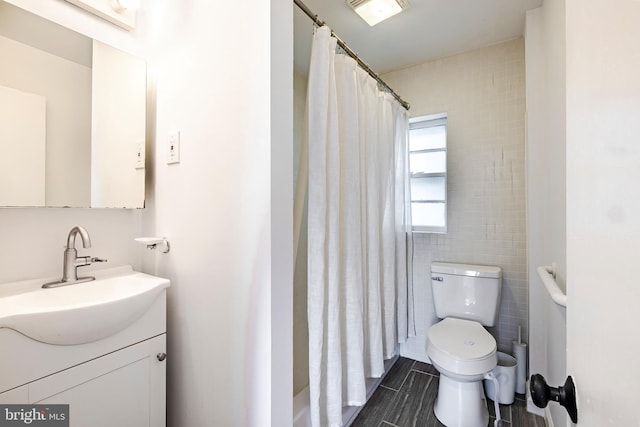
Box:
513;326;527;394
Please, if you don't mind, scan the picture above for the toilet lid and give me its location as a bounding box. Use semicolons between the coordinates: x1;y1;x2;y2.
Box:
427;317;496;361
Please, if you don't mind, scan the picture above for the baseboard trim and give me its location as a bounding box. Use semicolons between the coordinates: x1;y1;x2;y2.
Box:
398;347;430;364
544;406;555;427
526;380;545;417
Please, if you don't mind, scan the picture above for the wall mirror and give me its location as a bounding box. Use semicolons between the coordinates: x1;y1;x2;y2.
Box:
0;1;146;208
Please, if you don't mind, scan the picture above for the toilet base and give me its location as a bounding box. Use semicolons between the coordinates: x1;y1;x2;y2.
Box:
434;374;489;427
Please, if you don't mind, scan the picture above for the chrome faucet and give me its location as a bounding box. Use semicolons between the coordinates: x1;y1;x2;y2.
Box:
43;226;107;288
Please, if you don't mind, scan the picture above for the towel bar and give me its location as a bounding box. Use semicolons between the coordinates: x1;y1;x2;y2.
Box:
536;265;567;307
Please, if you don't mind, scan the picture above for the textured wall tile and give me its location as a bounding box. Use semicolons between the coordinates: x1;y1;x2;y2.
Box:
385;38;527;354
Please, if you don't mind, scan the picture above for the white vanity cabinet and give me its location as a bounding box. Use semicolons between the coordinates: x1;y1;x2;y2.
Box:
0;334;166;426
0;268;169;427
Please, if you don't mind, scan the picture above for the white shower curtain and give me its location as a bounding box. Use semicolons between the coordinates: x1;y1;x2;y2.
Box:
301;26;412;427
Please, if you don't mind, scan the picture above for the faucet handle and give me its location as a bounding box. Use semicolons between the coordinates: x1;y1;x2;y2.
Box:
90;257;108;263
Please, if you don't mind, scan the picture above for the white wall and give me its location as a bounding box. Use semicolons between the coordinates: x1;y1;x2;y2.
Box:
293;71;309;396
525;2;568;423
140;0;292;425
527;0;640;424
383;39;527;360
565;0;640;425
270;1;293;423
0;1;293;426
0;208;143;284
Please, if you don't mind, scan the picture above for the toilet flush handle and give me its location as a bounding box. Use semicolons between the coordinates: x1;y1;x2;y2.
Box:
432;276;444;282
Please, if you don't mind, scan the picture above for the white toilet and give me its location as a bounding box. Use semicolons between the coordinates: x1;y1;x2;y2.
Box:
426;262;502;427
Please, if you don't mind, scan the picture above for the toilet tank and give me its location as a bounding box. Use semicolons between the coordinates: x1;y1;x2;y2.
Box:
431;262;502;327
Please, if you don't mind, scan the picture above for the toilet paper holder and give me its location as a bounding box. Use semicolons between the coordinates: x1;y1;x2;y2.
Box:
135;237;171;253
530;374;578;423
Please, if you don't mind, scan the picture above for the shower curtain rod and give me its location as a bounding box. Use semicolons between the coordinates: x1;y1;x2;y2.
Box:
294;0;410;110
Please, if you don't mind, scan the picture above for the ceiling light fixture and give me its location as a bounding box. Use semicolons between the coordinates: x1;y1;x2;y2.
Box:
347;0;408;26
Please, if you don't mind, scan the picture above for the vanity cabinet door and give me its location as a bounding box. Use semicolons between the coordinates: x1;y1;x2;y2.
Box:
28;334;166;427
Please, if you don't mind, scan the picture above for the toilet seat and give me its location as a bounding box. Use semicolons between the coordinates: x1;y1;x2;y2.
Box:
427;317;497;376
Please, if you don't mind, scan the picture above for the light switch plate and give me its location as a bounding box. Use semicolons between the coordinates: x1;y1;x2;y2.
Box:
168;132;180;164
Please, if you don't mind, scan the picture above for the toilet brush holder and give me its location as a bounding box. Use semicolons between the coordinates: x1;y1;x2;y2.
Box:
512;340;527;394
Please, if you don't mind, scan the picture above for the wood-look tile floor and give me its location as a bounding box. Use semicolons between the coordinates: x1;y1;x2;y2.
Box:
351;357;546;427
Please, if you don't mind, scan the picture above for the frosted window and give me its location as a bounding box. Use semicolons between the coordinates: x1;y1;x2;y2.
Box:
410;151;446;174
411;176;445;201
409;125;446;151
408;114;447;233
411;202;446;228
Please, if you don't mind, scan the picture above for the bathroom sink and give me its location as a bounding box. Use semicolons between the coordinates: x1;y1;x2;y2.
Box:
0;267;169;345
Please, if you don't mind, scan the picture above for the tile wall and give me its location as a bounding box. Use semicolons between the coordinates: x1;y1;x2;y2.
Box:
384;38;527;354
